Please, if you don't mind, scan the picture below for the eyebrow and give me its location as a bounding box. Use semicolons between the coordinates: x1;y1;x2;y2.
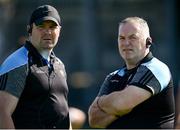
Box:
119;33;137;37
129;34;138;37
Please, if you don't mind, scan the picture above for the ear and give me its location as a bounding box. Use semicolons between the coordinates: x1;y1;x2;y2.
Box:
58;25;62;35
146;37;152;43
27;25;32;34
146;37;152;48
59;25;62;31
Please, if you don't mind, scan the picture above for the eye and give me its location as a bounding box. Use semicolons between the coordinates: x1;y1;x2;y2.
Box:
49;25;58;29
129;35;138;41
119;36;125;41
36;25;44;29
130;36;136;40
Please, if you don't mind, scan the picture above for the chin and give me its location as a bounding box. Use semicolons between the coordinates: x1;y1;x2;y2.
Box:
43;46;53;50
123;56;135;61
123;54;132;58
48;44;54;47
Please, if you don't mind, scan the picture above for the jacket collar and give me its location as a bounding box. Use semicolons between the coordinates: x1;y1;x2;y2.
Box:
24;41;56;66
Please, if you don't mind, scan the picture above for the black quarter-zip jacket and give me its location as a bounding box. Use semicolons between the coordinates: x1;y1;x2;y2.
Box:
0;41;70;128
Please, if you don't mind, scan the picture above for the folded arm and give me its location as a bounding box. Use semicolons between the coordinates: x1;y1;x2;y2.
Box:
88;97;118;128
98;85;152;116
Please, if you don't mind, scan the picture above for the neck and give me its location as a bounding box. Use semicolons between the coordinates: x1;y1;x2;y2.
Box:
40;50;52;61
126;50;149;70
126;62;138;70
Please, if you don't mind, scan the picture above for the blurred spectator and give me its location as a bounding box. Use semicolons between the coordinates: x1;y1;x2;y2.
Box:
69;107;86;129
175;80;180;128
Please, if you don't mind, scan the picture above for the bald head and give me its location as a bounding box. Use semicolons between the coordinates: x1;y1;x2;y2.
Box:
119;17;151;39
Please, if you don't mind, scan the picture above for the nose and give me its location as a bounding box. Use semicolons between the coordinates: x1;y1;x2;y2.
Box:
122;39;130;46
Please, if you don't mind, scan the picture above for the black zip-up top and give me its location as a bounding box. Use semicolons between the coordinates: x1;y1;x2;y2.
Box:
0;41;70;128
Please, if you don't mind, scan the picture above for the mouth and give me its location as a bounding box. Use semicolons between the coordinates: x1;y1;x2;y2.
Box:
43;38;52;41
123;49;133;52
